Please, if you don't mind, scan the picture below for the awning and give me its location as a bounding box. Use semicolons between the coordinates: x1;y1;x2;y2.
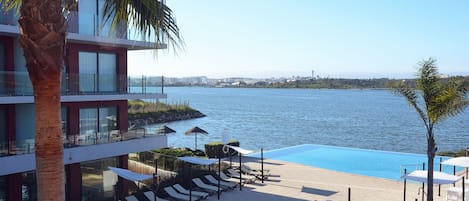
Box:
108;167;154;182
178;156;218;165
402;170;461;184
442;157;469;168
224;145;254;155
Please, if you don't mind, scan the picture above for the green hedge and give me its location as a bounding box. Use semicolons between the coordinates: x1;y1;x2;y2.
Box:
204;140;240;158
153;148;193;171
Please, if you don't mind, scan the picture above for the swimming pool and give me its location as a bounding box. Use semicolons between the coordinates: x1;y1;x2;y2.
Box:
251;144;457;180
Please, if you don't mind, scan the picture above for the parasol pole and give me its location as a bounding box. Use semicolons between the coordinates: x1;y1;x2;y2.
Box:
261;148;264;183
240;152;242;191
218;157;221;200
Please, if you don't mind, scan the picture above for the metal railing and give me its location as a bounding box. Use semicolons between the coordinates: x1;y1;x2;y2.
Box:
0;71;164;96
0;128;165;157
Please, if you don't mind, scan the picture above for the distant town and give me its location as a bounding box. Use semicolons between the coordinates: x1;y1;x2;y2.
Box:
128;75;469;89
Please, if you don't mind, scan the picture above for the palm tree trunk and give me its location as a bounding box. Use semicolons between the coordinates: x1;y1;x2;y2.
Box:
18;0;67;200
427;135;436;201
33;75;65;201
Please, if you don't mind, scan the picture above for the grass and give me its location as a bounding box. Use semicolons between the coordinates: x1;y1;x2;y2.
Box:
128;99;195;114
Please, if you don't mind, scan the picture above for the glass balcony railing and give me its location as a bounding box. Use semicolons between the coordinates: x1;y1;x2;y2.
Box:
0;128;164;157
0;9;165;44
0;71;164;97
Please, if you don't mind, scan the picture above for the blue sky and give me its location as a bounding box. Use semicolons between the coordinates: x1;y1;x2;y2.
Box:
128;0;469;79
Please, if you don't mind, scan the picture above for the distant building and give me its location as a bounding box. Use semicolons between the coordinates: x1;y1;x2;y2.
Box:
0;2;168;200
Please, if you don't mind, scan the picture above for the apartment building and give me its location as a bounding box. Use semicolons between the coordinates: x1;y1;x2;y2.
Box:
0;1;168;200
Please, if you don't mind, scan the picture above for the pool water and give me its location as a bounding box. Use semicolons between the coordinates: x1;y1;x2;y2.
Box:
251;144;458;180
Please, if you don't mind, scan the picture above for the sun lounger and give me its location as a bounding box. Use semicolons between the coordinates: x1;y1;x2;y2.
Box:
446;187;469;201
164;186;201;201
217;171;246;184
125;195;139;201
192;178;222;193
204;175;237;189
143;191;170;201
226;168;256;183
240;165;270;180
241;164;270;174
173;183;210;198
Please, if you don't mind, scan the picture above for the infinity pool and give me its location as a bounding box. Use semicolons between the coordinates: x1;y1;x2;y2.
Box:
251;144;456;180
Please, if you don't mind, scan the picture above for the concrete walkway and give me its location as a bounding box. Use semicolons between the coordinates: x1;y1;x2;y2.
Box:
202;158;456;201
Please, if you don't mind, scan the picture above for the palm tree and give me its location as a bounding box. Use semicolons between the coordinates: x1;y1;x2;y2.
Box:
1;0;182;200
390;58;468;201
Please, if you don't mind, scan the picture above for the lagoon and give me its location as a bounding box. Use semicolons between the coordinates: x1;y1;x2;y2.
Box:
143;87;469;154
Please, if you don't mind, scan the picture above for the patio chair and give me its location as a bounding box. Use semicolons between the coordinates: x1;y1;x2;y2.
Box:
143;191;170;201
192;178;223;193
226;168;257;183
173;183;210;198
164;186;201;201
204;175;237;189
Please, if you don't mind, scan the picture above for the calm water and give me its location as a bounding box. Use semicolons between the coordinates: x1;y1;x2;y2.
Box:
142;87;469;154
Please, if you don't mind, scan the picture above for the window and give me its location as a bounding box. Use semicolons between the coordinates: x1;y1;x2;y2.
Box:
0;109;6;156
81;157;117;201
22;171;37;201
80;107;117;138
79;52;117;93
78;0;117;38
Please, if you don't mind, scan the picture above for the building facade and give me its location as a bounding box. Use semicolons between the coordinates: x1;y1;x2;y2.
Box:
0;1;168;200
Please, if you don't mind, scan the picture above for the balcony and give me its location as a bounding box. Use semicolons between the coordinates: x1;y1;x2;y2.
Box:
0;129;168;176
0;71;166;104
0;9;166;50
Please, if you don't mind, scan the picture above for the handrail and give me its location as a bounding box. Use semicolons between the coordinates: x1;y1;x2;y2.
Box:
0;71;164;96
0;128;165;157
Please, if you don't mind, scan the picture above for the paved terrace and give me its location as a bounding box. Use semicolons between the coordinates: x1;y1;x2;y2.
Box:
202;157;454;201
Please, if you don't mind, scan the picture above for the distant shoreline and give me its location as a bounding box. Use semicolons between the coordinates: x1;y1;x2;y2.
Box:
133;76;469;89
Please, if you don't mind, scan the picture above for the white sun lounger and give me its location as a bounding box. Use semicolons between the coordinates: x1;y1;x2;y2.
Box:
227;168;257;182
241;164;270;174
240;165;270;180
192;178;223;192
173;183;210;198
217;171;251;184
143;191;170;201
204;175;237;189
164;186;201;201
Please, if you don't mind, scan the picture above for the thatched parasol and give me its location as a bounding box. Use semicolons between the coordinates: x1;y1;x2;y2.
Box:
185;126;208;150
157;125;176;135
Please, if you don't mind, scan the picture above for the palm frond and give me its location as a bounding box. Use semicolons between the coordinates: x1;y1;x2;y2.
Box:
0;0;21;12
430;78;469;124
102;0;184;51
416;58;442;106
390;80;429;130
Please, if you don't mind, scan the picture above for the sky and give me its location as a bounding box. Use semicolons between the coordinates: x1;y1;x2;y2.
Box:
128;0;469;79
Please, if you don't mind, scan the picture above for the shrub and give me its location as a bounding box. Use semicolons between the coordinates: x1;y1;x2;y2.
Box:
438;148;468;157
204;140;240;158
153;148;193;171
